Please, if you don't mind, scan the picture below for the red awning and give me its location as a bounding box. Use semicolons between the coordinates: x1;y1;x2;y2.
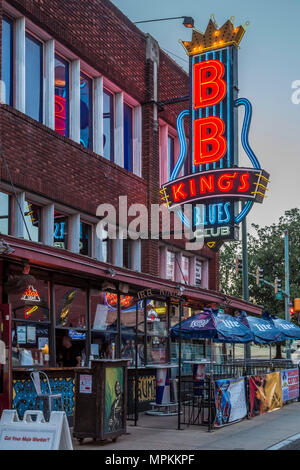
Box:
1;235;262;316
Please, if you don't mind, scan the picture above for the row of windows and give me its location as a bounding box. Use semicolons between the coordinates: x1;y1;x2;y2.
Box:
1;15;136;172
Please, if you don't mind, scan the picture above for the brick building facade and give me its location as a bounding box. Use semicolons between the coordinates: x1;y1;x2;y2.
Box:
0;0;261;414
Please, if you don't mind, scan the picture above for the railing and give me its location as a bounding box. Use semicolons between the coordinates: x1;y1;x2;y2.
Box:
126;360;297;430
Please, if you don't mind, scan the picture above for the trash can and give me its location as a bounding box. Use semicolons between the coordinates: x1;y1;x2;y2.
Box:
73;359;127;444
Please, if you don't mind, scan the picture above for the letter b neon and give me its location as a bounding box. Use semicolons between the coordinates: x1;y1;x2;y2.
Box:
193;59;226;109
194;116;227;165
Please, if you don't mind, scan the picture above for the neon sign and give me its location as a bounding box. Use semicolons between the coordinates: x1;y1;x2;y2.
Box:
25;305;39;318
21;285;41;302
161;17;270;248
105;293;135;311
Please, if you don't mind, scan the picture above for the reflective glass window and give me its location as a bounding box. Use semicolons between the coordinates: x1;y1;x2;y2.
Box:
55;55;69;137
103;89;114;161
55;285;87;328
24;200;42;242
80;221;92;256
54;212;68;250
124;103;133;172
80;73;93;149
25;33;43;122
168;135;175;180
0;192;10;235
1;16;13;105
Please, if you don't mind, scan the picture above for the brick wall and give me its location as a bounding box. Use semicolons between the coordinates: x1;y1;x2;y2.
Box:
0;0;219;286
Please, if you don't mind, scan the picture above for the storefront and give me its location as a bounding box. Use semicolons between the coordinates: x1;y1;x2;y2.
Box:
0;244;262;423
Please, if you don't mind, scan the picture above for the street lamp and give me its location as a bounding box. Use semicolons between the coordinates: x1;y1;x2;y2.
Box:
134;16;195;28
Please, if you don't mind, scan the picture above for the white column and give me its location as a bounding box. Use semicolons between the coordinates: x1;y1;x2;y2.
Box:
94;76;103;156
132;239;141;272
70;59;80;143
114;92;124;167
69;214;80;253
44;203;54;246
114;238;123;267
133;105;142;177
14;192;25;238
202;260;209;289
94;230;104;261
44;39;55;129
160;124;168;185
190;256;196;286
15;17;25;113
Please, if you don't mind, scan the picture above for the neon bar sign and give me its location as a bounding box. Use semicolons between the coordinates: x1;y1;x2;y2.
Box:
163;168;269;208
161;17;270;248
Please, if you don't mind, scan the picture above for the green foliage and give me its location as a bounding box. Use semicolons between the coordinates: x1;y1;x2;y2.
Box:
220;208;300;319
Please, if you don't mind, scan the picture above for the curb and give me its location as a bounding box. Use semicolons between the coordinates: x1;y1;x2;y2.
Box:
267;433;300;450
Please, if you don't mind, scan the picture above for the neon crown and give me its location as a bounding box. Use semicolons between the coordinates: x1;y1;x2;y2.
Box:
180;16;249;56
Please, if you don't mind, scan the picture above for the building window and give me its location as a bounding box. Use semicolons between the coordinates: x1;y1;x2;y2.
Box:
124;103;133;172
24;200;42;243
103;89;114;161
55;284;87;366
1;16;13;106
183;142;190;176
0;192;10;235
195;260;202;287
123;239;132;270
168;135;175;180
80;73;93;149
25;33;43;122
182;256;190;285
80;221;92;257
55;55;69;137
166;250;175;281
54;212;68;249
9;276;50;368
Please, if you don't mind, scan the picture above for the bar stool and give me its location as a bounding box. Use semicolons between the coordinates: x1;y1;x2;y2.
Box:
30;371;64;421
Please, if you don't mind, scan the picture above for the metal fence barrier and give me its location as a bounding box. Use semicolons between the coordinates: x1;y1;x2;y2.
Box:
126;359;297;431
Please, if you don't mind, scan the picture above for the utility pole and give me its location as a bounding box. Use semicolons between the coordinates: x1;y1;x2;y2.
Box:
284;229;291;359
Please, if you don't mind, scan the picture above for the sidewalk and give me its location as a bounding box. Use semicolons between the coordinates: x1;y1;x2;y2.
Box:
73;402;300;450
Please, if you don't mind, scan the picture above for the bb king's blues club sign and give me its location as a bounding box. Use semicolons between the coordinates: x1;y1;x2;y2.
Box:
160;17;270;250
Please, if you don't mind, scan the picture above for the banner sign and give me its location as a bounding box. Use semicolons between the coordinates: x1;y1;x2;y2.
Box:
281;369;299;402
249;373;282;417
214;377;247;427
161;17;270;248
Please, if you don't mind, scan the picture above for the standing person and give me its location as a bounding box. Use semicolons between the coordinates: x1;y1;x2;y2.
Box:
57;334;82;367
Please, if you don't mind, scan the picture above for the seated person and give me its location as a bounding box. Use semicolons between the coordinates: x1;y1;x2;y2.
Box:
57;334;82;367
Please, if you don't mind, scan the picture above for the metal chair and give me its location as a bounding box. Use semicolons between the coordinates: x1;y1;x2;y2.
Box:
30;371;64;421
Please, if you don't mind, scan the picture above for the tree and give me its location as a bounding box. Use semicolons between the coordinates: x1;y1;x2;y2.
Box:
220;208;300;358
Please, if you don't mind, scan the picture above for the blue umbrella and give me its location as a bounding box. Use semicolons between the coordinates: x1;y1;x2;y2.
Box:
171;308;254;343
238;311;285;344
263;311;300;340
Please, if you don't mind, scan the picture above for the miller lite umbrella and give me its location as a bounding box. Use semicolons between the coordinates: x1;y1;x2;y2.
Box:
171;308;254;343
263;311;300;340
238;311;285;344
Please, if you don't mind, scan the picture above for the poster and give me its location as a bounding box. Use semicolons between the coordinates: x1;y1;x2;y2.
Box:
281;369;299;402
27;326;36;344
93;305;108;330
16;326;26;344
249;373;283;417
214;377;247;427
79;374;92;394
104;367;124;435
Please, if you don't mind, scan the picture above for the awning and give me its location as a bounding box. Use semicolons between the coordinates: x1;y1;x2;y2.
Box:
1;234;263;316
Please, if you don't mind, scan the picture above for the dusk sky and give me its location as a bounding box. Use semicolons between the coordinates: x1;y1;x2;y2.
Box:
112;0;300;231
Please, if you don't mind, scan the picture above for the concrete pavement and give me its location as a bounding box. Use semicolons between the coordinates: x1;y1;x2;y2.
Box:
73;401;300;450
